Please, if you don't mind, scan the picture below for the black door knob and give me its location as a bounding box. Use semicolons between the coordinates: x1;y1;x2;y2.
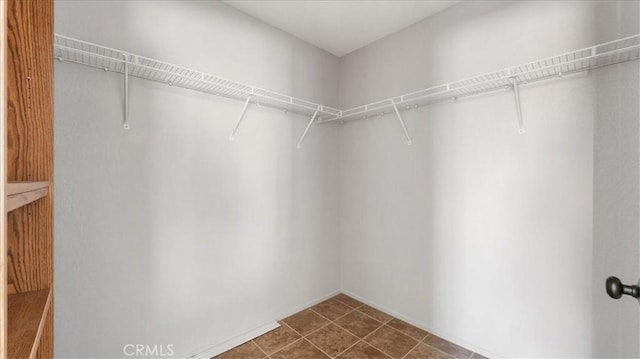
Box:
606;276;640;299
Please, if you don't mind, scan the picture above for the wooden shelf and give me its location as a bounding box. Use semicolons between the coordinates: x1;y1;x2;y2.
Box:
2;1;55;356
6;182;49;212
7;289;52;359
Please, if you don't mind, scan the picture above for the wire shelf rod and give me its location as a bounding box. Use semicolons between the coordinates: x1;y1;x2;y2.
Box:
55;33;640;127
321;35;640;123
54;35;340;118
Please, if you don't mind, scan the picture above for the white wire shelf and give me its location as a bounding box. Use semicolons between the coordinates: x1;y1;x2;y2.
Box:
319;34;640;124
54;33;640;140
54;34;341;120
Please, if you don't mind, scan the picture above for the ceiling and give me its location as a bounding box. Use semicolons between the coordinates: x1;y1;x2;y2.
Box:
224;1;459;57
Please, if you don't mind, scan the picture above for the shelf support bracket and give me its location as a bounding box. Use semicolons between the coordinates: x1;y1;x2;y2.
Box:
229;95;252;141
511;77;524;134
392;102;412;145
123;55;130;130
296;106;320;149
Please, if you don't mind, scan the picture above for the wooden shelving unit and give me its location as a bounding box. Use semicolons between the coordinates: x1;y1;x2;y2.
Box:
6;182;49;212
7;290;52;359
1;0;54;358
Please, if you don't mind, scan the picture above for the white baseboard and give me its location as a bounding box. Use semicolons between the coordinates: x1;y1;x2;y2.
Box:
190;290;340;358
340;290;500;359
190;321;280;358
276;290;340;320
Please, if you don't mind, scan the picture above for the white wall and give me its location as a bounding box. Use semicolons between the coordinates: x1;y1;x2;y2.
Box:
338;1;635;357
54;1;340;357
592;1;640;357
54;1;640;358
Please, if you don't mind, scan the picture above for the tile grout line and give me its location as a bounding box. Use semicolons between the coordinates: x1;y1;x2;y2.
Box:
250;339;270;359
337;338;383;359
353;307;393;326
311;300;423;359
276;299;357;358
279;320;335;359
367;319;425;342
264;337;304;358
331;295;366;310
318;309;394;358
360;323;437;359
337;294;477;358
420;333;469;359
308;306;355;324
306;307;365;358
308;299;393;358
315;319;366;358
303;337;334;359
362;324;422;358
309;307;381;349
344;296;477;358
218;294;481;359
419;333;432;345
310;313;370;358
319;304;388;334
296;317;334;339
334;338;364;359
359;325;397;359
343;303;458;359
400;339;423;359
342;301;430;343
362;342;393;359
255;294;480;359
351;307;429;346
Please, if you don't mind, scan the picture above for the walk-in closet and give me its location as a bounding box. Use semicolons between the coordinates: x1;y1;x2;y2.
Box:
1;1;639;358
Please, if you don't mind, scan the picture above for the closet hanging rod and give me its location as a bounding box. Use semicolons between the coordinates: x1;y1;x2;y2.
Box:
53;34;341;121
319;33;640;124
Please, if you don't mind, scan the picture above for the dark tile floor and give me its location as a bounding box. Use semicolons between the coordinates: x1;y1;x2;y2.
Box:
214;293;488;359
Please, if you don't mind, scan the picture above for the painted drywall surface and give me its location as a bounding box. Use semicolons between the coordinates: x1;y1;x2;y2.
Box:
338;1;622;357
592;1;640;357
54;1;340;357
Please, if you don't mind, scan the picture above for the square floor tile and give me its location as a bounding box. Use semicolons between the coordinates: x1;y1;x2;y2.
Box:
253;325;301;355
283;309;329;336
364;326;417;358
271;339;330;359
312;299;353;321
307;323;359;357
216;297;482;359
357;305;393;324
333;294;364;309
337;341;390;359
404;343;454;359
213;341;265;359
386;318;429;341
423;335;473;359
335;310;383;338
